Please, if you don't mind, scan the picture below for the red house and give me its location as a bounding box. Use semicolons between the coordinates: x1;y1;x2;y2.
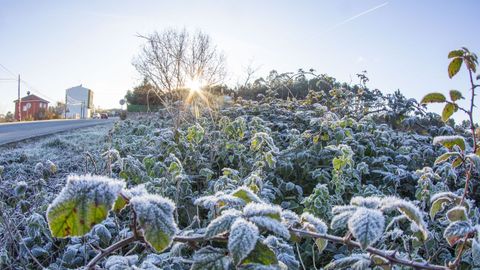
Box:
14;94;49;121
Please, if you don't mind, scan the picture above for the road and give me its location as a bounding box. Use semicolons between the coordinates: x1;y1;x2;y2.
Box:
0;118;116;146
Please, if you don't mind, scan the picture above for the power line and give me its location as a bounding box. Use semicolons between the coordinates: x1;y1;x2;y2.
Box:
0;63;15;77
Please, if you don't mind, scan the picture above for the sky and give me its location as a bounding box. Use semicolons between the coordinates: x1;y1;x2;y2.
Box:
0;0;479;120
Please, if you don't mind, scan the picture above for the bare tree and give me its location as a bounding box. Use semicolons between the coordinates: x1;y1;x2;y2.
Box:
134;29;226;97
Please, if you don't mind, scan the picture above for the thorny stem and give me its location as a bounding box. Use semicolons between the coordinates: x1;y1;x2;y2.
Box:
467;68;477;154
460;162;473;206
449;235;469;269
85;226;449;270
289;228;449;270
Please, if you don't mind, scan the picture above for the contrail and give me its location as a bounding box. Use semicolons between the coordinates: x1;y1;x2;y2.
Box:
326;2;389;32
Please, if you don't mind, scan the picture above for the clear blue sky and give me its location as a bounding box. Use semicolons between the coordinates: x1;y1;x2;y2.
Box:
1;0;479;120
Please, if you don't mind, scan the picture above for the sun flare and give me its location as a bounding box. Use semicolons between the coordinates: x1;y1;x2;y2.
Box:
185;78;203;93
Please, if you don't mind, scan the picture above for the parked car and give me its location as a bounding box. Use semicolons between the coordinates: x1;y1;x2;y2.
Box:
92;113;101;119
100;113;109;119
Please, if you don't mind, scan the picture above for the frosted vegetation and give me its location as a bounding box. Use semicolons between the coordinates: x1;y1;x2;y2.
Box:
1;48;480;269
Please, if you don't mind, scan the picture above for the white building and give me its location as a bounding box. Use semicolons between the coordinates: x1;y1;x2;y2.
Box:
65;85;94;119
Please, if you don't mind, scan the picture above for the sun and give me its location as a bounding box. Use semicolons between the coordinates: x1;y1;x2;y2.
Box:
185;78;203;93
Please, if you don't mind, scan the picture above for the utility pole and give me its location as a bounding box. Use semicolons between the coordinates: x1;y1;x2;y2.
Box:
17;74;21;121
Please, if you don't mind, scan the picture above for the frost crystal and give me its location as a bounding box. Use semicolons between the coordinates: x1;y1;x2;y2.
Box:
381;197;429;240
332;205;358;215
348;208;385;250
46;174;125;237
244;202;282;218
301;212;327;234
205;209;241;238
281;210;300;228
228;218;259;264
350;196;382;209
131;194;178;252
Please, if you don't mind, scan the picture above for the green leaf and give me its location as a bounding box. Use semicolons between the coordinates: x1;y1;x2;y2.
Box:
231;187;262;204
131;195;177;252
442;103;457;122
46;175;125;238
430;197;452;220
449;90;464;101
191;247;231;270
446;206;467;222
240;241;278;266
448;50;464;59
434;152;460;166
420;93;446;104
433;135;466;150
448;58;463;78
452;157;464;168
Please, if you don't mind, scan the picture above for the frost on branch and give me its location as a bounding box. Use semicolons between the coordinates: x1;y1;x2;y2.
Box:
191;246;231;270
348;208;385;250
205;209;241;238
244;202;290;239
228;218;259;264
443;221;474;246
46;174;125;238
381;197;429;241
324;253;371;270
130;194;178;252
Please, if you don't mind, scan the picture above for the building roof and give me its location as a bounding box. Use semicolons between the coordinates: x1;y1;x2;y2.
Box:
14;94;49;103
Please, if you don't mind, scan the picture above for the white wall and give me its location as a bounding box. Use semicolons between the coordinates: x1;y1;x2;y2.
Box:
65;85;94;119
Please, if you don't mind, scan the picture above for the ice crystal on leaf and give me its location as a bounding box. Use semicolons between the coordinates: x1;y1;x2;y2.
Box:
332;205;358;215
348;208;385;250
228;218;259;264
301;212;328;253
443;221;474;246
46;174;125;238
244;202;290;239
350;196;382;209
191;246;231;270
432;135;466;150
231;186;263;204
381;197;429;240
205;209;241;238
324;253;370;270
281;210;300;228
130;194;178;252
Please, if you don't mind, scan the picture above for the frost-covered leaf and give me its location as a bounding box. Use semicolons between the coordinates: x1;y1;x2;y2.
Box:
191;246;231;270
444;221;474;246
131;194;178;252
348;208;384;250
243;202;288;238
434;152;460;166
105;255;138;270
420;93;446;104
228;218;259;264
324;253;371;270
433;135;466;150
241;241;278;267
446;206;467;222
301;212;328;253
381;197;429;241
473;238;480;264
113;184;148;212
430;192;462;220
331;210;355;230
350;196;382;209
280;210;300;228
332;205;358;215
205;209;241;238
46;175;125;238
231;186;263;204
